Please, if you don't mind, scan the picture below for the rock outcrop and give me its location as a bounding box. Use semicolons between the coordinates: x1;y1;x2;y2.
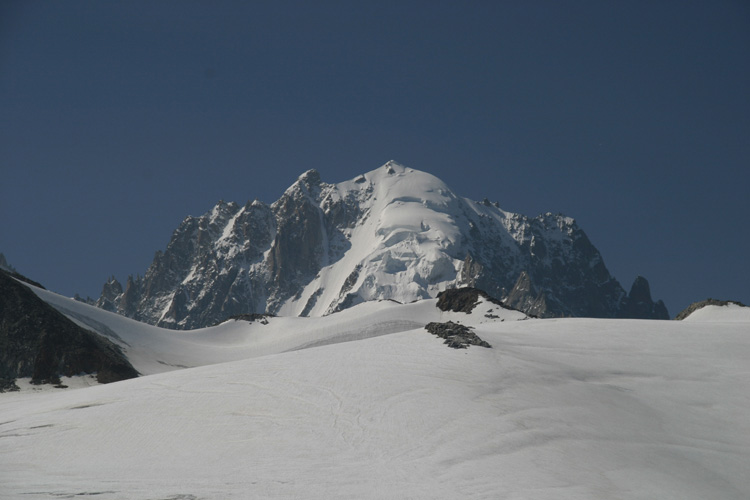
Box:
425;321;492;349
436;287;519;315
502;271;550;318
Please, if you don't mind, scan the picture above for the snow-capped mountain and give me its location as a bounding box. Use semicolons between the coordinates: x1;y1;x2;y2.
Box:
97;161;667;329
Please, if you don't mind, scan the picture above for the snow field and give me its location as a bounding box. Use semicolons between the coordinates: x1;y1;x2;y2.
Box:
681;303;750;322
1;302;749;499
28;283;523;377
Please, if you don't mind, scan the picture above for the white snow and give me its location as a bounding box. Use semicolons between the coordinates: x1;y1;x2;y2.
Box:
26;284;521;376
286;162;474;316
294;162;582;316
2;286;749;499
681;303;750;322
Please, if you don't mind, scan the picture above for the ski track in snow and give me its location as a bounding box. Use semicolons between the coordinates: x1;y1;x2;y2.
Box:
1;288;749;499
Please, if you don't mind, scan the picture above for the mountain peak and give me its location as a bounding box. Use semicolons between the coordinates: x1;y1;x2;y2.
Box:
297;169;322;186
94;161;669;327
279;169;325;203
616;276;669;319
0;253;14;272
628;276;653;303
382;160;406;175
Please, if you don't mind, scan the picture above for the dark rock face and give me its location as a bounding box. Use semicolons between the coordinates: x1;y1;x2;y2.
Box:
0;270;138;390
500;268;668;319
95;166;371;329
267;171;328;312
675;298;748;320
425;321;491;349
460;212;648;319
503;271;550;318
436;287;518;315
95;169;367;328
97;276;123;312
97;200;276;329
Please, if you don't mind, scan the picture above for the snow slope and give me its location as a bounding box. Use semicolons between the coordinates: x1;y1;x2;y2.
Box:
681;303;750;322
28;284;524;376
1;290;748;499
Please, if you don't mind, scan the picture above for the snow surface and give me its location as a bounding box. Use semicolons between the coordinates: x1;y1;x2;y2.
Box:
681;303;750;323
28;284;523;376
278;162;472;316
2;287;749;499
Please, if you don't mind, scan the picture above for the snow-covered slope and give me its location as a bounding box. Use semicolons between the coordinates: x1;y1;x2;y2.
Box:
681;302;750;322
31;283;525;376
96;161;667;328
1;296;747;499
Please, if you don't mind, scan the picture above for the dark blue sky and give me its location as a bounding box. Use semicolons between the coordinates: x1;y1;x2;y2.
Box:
2;0;748;316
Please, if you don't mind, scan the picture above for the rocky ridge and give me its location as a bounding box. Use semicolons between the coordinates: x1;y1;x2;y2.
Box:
0;269;138;391
96;161;669;328
436;287;522;315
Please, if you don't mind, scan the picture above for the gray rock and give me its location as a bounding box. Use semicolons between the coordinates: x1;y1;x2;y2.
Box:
425;321;492;349
436;287;522;316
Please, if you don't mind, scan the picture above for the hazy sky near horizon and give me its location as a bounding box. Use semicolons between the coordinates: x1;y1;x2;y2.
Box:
1;0;748;316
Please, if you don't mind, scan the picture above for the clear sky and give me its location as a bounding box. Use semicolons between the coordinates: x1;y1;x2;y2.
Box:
1;0;748;317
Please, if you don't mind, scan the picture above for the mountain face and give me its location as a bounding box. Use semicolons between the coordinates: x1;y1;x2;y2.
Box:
96;161;668;328
0;269;138;391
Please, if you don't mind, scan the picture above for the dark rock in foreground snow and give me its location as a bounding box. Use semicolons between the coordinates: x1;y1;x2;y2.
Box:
425;321;491;349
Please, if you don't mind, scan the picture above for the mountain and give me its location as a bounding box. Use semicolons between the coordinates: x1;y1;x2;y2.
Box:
96;161;668;329
0;269;138;391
